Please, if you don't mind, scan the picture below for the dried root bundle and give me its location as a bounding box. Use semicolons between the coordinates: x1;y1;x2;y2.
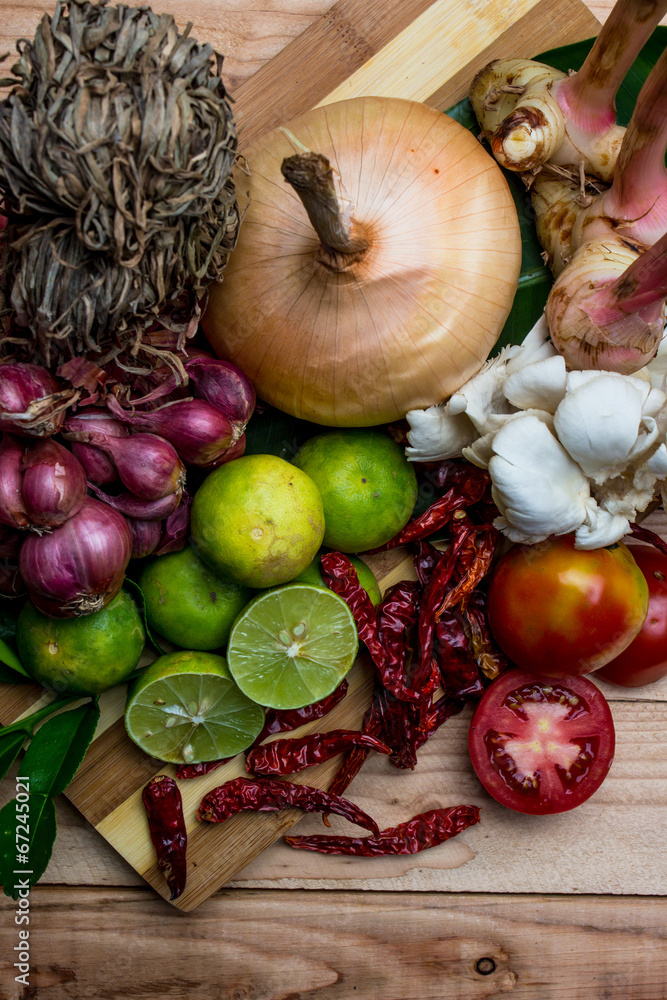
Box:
0;0;240;364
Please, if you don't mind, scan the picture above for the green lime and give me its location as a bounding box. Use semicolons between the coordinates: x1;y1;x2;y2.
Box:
191;453;325;589
292;430;418;553
124;649;264;764
227;583;358;710
294;553;382;605
139;546;252;650
16;591;145;696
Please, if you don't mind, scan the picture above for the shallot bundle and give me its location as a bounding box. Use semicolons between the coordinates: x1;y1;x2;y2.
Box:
0;346;256;614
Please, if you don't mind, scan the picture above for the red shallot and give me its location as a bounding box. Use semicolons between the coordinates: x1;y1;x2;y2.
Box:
19;497;132;617
20;438;86;530
64;422;185;501
0;435;29;529
127;518;162;559
70;442;117;485
184;357;255;440
154;492;191;556
106;396;234;467
87;483;183;520
0;362;76;438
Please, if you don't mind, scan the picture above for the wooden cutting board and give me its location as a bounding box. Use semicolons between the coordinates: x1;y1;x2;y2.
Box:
0;0;601;911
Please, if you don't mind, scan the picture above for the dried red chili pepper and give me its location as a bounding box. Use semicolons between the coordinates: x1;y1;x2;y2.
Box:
411;695;466;754
258;680;350;741
245;729;393;776
435;523;498;619
321;551;384;661
414;538;441;586
197;776;381;835
434;612;483;699
176;680;350;779
464;590;509;681
375;580;429;703
142;775;187;900
325;692;384;805
432;459;490;496
175;759;227;780
374;464;491;552
415;525;473;682
284;804;481;855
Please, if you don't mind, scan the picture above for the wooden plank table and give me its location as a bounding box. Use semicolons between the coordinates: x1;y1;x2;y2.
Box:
2;0;667;995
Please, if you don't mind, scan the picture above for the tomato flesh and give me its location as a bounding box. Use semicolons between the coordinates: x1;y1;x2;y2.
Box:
468;669;615;815
596;543;667;687
487;535;648;678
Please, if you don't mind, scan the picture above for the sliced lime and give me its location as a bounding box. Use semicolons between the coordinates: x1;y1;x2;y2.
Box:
124;650;264;764
226;583;359;710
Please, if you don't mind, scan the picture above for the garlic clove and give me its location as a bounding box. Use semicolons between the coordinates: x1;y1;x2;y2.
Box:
553;371;650;483
489;413;591;543
503;355;567;413
405;404;476;462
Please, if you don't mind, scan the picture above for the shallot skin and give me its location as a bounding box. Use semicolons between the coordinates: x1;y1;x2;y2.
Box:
0;362;69;437
19;497;132;617
21;438;87;529
185;357;256;436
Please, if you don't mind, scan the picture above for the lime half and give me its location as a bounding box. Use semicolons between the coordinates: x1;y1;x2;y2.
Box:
124;650;265;764
227;584;359;710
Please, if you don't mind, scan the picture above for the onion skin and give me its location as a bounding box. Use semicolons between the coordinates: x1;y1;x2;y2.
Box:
87;482;182;520
64;423;185;501
202;96;521;426
127;517;162;559
19;497;132;617
154;491;192;556
106;397;235;466
185;357;255;439
65;408;129;439
0;435;29;529
21;438;87;530
71;441;117;485
0;363;71;438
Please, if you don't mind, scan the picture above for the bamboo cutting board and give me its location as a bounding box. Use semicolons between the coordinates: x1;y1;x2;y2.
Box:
0;0;602;910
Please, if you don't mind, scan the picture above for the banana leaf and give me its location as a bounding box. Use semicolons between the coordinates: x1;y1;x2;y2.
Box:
446;26;667;353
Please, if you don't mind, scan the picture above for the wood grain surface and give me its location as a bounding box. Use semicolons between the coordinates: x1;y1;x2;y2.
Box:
1;0;666;994
0;887;666;1000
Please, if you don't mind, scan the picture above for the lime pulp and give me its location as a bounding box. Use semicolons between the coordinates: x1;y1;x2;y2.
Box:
226;583;359;710
124;650;265;764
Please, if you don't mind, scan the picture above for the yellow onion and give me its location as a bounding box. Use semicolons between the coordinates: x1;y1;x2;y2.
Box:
202;96;521;426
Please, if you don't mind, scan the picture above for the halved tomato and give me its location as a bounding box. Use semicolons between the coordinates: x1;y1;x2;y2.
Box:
468;669;615;815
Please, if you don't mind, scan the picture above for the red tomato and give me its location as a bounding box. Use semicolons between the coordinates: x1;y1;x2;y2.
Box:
595;543;667;687
487;535;648;678
468;669;615;815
